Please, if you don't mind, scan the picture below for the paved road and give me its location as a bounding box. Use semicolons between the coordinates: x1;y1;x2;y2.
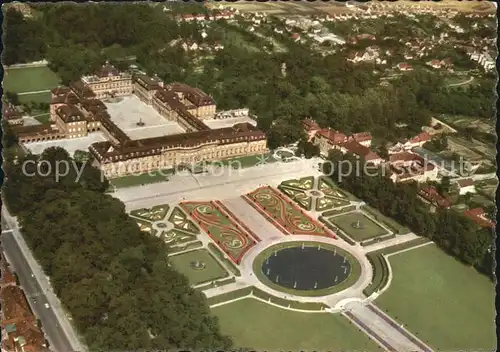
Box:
343;301;433;352
1;210;85;352
1;231;74;352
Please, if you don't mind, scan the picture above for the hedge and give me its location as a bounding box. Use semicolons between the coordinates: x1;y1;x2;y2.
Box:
207;243;241;276
318;216;356;246
321;205;357;217
360;233;396;247
167;240;203;254
277;185;312;211
196;277;236;291
363;252;390;297
251;287;327;311
206;286;253;306
361;205;410;235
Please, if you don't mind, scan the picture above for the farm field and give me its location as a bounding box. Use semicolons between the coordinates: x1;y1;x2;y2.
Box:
4;66;60;93
212;298;381;351
376;244;496;351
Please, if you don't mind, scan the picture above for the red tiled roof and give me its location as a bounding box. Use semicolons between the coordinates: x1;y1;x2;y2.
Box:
464;208;495;228
291;33;300;39
351;132;372;143
343;139;380;161
457;178;474;187
302;118;321;132
418;186;452;208
2;102;21;120
317;129;347;145
408;131;431;144
398;62;413;70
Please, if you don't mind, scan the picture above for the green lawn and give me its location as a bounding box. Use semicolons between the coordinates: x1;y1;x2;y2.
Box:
376;244;495;351
169;249;228;286
212;298;381;351
361;205;410;235
214;153;278;169
34;113;51;124
18;91;52;104
110;168;175;188
4;67;60;93
329;212;388;242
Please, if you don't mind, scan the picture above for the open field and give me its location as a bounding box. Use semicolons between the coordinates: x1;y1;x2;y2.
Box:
18;91;52;104
440;115;495;135
376;244;496;351
446;136;495;161
3;66;60;93
329;212;387;242
169;249;228;286
212;298;381;351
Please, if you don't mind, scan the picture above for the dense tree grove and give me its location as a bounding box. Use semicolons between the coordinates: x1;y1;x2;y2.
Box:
323;151;494;279
3;148;232;350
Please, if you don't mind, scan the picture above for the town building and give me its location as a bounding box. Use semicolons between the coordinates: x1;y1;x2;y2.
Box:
388;152;438;183
463;208;495;229
80;63;133;100
417;186;452;212
1;252;48;352
303;120;379;164
2;102;23;126
457;178;476;195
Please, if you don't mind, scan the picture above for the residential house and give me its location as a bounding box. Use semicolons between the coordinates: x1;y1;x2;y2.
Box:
463;208;495;229
417;186;452;212
403;131;431;149
457;178;476;195
388;152;438;183
2;102;23;126
397;62;413;71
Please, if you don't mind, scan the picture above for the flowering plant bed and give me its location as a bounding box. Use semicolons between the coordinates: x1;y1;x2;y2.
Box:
244;186;336;239
180;201;257;264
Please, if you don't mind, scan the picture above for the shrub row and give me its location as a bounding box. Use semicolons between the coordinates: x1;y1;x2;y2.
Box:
361;205;410;235
318;216;356;245
207;243;241;277
251;287;327;311
167;240;203;254
374;237;432;256
321;205;357;217
206;286;253;306
277;185;313;211
360;233;396;247
196;277;236;291
363;252;390;297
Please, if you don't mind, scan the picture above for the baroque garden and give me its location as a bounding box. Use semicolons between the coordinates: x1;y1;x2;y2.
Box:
128;176;495;351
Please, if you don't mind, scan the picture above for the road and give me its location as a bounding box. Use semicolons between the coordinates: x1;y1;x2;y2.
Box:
1;210;85;352
447;76;474;87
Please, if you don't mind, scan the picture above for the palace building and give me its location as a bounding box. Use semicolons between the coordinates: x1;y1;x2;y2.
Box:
80;63;133;100
13;64;268;178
